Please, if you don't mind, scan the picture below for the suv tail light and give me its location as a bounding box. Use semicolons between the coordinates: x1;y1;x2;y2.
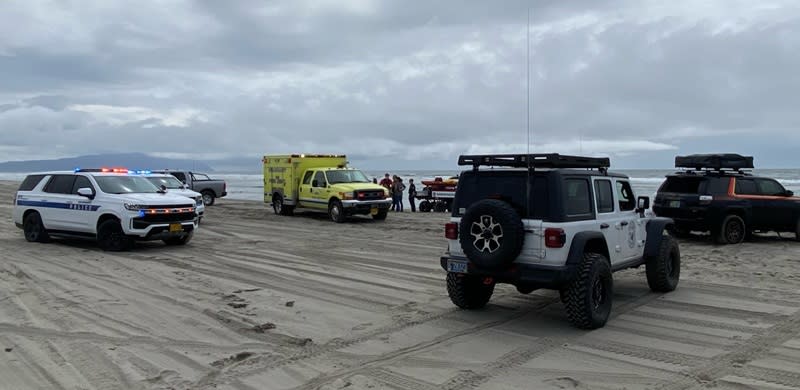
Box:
445;222;459;239
545;228;566;248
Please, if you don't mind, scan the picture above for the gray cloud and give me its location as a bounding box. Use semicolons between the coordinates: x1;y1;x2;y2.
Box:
1;0;799;169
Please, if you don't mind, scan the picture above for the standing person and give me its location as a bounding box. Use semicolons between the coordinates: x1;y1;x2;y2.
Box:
408;179;417;212
392;176;405;212
379;173;392;190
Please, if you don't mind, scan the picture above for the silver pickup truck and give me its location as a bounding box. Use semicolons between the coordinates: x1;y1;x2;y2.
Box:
153;170;227;206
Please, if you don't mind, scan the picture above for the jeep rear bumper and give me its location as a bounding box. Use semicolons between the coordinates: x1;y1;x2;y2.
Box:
440;255;578;290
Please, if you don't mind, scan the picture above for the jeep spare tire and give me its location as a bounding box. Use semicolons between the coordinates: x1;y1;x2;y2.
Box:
459;199;524;269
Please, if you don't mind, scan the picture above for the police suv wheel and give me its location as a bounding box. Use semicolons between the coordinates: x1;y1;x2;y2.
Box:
97;219;133;251
645;235;680;292
23;212;50;243
563;253;613;330
459;199;524;269
717;215;745;245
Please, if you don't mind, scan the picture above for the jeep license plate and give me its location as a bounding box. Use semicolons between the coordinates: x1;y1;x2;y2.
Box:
447;260;468;273
669;200;680;208
169;223;182;233
370;207;378;215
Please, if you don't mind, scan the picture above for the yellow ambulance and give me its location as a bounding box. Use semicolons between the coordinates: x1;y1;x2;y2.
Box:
263;154;392;222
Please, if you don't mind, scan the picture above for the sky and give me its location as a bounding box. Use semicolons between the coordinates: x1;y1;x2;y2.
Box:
1;0;800;170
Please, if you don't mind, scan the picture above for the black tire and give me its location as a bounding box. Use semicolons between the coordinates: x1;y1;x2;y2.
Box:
669;225;692;239
716;215;745;244
273;194;294;216
23;212;50;243
163;231;193;246
373;209;388;221
433;201;447;212
446;272;494;309
201;190;215;206
459;199;524;270
329;200;346;223
563;253;613;330
795;218;800;242
419;200;431;212
97;219;133;251
645;235;680;292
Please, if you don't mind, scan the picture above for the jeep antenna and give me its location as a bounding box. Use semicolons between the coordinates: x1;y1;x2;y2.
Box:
525;6;532;218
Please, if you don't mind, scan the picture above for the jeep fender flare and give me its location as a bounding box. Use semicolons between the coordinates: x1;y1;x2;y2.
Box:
565;231;610;279
644;217;675;259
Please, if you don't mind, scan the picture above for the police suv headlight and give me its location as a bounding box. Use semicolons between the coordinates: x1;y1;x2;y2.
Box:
124;203;146;211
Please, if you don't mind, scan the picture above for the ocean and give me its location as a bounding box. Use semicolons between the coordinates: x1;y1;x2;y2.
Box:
3;169;799;210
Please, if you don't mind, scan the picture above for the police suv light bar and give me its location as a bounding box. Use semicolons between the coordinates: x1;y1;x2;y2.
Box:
458;153;610;170
74;167;152;174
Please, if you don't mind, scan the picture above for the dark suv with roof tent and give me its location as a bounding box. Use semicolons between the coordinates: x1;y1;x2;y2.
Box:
653;154;800;244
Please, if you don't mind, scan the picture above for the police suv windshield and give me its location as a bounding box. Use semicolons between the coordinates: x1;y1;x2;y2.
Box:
94;175;162;194
325;169;370;184
145;176;185;189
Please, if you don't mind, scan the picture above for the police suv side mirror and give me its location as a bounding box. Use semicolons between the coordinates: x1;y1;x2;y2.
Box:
636;196;650;215
77;187;95;199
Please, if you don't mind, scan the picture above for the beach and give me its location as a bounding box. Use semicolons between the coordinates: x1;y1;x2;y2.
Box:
1;179;800;390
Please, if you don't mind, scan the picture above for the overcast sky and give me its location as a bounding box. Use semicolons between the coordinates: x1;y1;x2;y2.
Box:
1;0;800;170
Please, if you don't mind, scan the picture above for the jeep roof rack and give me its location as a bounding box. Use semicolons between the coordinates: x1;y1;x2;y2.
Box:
458;153;610;170
675;153;754;170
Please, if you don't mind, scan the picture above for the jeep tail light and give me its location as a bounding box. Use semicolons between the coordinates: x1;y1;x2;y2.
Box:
445;222;458;239
545;228;566;248
699;195;713;205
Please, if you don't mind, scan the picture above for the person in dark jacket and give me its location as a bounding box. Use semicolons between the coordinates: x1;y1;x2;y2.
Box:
391;176;405;211
407;179;417;212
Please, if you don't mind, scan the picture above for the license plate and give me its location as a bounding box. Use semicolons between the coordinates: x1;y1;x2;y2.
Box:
169;223;182;233
669;200;680;208
447;260;468;273
370;207;378;215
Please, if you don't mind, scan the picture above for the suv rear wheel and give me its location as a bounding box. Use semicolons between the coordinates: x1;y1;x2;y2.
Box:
646;235;680;292
446;272;495;309
23;212;50;243
563;253;613;330
716;215;746;245
459;199;524;269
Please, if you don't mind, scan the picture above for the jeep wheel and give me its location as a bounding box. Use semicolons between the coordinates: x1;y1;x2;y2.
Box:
329;200;346;223
23;212;50;243
164;231;193;246
446;272;494;309
97;219;133;251
459;199;524;269
372;209;388;221
716;215;745;244
201;191;215;206
646;235;680;292
563;253;613;330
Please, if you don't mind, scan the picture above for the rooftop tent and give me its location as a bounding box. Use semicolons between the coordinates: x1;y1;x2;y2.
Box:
674;154;754;170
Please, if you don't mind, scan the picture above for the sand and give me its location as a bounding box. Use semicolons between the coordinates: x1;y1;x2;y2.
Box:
0;179;799;390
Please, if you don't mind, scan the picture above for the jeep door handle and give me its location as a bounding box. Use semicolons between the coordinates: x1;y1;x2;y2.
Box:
619;221;629;226
600;223;609;229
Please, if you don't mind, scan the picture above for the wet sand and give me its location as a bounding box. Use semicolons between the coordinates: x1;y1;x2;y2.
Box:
1;180;799;390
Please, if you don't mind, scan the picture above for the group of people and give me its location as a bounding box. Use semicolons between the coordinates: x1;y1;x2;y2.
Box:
375;173;417;212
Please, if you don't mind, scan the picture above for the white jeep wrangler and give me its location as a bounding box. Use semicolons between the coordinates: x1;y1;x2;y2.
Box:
440;154;680;329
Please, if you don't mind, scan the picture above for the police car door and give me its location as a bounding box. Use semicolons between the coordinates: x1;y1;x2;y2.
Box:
67;175;99;232
592;177;621;264
39;174;78;231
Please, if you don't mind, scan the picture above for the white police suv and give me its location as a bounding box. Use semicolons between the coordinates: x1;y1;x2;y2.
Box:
13;168;199;251
142;172;206;223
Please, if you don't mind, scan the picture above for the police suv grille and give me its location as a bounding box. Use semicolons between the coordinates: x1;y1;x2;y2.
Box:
133;212;196;228
356;190;385;201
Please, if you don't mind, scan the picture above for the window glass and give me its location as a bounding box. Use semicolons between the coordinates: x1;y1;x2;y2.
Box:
44;175;76;194
94;176;160;194
756;179;785;196
313;171;325;187
145;176;185;189
451;171;548;219
191;173;210;181
325;170;370;184
171;172;186;183
18;175;45;191
302;171;314;185
594;179;614;213
71;176;94;194
564;179;591;216
735;178;757;195
616;180;636;211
